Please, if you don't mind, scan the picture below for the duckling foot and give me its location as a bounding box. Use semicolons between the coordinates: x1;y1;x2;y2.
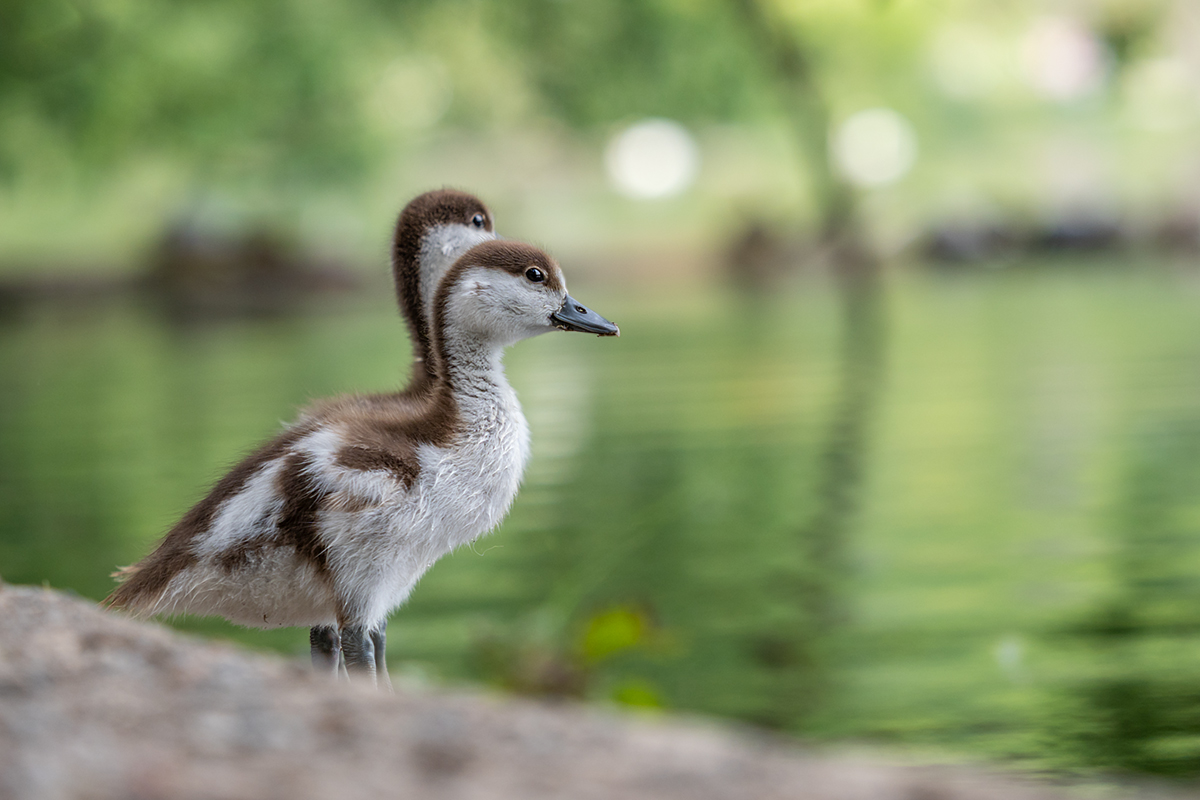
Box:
370;622;392;692
309;625;341;677
341;625;377;685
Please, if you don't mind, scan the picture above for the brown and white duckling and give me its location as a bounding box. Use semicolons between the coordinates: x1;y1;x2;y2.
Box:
390;188;498;399
303;189;498;676
106;238;618;685
107;189;498;683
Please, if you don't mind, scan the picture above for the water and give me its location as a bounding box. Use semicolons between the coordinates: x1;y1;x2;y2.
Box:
3;261;1200;777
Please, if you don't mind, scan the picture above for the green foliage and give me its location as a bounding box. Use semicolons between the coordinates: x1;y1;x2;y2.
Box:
579;606;655;664
0;0;935;186
483;0;773;126
1;0;374;181
610;679;664;708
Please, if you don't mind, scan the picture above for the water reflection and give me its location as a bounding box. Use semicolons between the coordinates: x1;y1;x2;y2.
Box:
1057;413;1200;774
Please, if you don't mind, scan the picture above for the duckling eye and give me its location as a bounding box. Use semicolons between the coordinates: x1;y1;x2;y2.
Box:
525;267;545;283
471;213;486;229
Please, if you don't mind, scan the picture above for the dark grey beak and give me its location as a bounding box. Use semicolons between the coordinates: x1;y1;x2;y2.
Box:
551;295;620;337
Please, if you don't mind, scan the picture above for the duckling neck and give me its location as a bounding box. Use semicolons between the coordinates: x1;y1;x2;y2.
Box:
436;330;513;409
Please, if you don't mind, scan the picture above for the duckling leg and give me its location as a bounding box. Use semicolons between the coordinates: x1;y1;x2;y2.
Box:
309;625;341;677
370;622;392;691
340;625;377;684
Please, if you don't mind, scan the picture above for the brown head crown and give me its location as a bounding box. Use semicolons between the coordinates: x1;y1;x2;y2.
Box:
443;239;564;292
429;240;563;349
391;189;494;385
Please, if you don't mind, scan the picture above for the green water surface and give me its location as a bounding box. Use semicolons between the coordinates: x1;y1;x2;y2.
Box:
3;260;1200;777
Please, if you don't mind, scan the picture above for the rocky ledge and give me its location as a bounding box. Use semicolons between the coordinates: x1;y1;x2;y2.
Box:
0;583;1166;800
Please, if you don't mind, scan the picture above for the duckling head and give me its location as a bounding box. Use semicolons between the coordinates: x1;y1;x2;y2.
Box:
436;240;619;349
393;189;497;345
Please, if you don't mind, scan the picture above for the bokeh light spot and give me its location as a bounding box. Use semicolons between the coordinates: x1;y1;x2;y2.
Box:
1020;17;1108;102
605;119;699;199
831;108;918;188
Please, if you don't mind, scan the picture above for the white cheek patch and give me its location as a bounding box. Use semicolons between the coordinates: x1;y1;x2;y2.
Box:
445;267;563;344
420;225;497;324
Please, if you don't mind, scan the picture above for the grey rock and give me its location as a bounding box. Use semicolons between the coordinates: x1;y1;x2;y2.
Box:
0;584;1144;800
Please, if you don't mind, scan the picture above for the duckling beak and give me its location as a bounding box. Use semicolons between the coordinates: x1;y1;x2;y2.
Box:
551;295;620;337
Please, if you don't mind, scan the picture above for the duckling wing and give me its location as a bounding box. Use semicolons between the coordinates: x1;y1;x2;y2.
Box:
104;426;309;614
105;415;428;624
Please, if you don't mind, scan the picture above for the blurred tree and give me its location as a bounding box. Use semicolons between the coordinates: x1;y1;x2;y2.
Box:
0;0;387;184
729;0;854;251
483;0;772;126
482;0;886;252
2;0;925;235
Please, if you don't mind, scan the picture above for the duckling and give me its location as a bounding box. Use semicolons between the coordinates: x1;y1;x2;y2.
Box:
305;189;498;677
390;189;499;399
106;237;618;686
108;190;498;683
